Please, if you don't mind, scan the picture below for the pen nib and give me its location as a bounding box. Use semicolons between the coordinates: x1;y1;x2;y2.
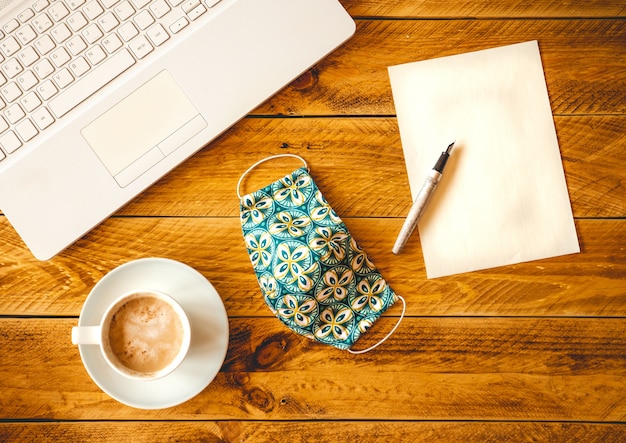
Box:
446;141;455;154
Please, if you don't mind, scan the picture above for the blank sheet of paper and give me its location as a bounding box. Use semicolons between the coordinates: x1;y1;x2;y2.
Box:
388;41;580;278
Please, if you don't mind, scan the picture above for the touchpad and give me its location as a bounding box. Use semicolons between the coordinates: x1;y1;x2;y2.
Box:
81;70;207;187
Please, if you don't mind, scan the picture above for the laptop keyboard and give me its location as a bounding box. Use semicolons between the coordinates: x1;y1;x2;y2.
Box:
0;0;221;162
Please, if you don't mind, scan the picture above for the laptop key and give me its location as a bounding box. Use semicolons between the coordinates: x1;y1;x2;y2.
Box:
1;82;22;102
18;9;35;23
31;107;54;129
128;35;153;59
0;37;21;58
149;0;170;19
20;91;41;112
2;58;23;79
33;0;49;13
0;130;22;153
187;4;206;21
85;45;106;65
16;118;38;141
35;35;56;55
181;0;199;13
146;24;169;46
5;103;26;124
169;17;188;34
36;79;58;100
3;19;20;34
48;48;135;118
67;0;86;10
52;68;74;88
68;56;89;76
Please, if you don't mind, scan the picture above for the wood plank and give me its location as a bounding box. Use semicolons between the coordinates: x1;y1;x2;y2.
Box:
1;218;624;317
256;20;626;116
223;318;626;376
110;116;625;219
558;116;626;217
1;318;625;420
1;421;625;443
341;0;626;18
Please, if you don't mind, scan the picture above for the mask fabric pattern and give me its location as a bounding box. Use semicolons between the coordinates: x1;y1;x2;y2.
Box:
240;166;400;351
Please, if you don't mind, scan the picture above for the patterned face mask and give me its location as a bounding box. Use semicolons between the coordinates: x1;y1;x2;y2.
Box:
238;155;405;354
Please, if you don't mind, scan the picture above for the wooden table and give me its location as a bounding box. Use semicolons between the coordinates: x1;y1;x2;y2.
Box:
2;1;625;441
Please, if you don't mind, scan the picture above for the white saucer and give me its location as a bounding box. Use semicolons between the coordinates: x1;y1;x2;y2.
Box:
76;258;229;409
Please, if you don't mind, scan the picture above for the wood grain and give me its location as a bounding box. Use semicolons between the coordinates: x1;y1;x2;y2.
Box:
1;421;625;443
1;318;624;421
340;0;626;18
255;20;626;116
1;218;624;317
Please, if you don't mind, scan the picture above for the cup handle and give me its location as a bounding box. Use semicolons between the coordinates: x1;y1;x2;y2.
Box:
72;326;102;345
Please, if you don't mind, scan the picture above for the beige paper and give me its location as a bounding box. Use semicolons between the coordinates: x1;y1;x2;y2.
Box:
388;41;580;278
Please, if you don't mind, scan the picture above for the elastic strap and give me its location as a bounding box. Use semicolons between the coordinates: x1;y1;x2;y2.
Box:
237;154;308;200
348;295;406;354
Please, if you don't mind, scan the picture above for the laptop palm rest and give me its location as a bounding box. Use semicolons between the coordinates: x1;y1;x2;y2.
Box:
81;70;206;188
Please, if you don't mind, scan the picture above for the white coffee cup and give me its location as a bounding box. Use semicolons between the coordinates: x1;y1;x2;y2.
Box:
72;290;191;380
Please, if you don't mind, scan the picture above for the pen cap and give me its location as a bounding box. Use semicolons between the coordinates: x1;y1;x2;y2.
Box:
433;142;455;173
433;152;450;173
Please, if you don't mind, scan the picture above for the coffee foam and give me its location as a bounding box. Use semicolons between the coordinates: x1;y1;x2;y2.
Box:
108;294;184;373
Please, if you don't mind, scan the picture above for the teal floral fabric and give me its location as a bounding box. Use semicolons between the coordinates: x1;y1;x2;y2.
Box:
240;167;399;350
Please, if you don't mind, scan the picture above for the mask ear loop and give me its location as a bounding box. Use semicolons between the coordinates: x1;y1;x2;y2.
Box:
348;295;406;354
237;154;309;200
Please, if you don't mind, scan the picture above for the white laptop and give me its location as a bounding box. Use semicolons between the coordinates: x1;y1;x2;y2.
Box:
0;0;355;259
